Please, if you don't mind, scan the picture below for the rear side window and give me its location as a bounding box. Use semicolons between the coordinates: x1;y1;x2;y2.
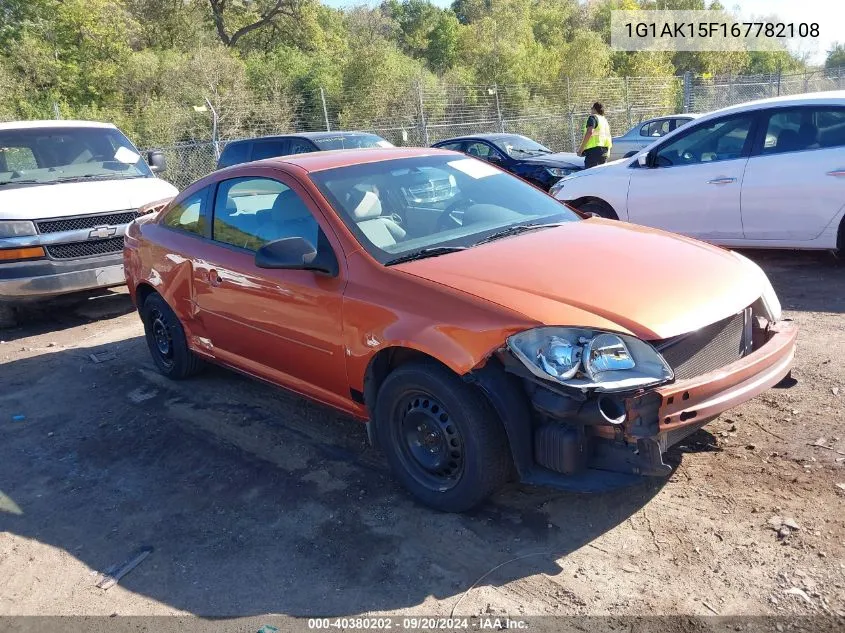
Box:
761;107;845;155
218;142;250;168
251;140;288;161
437;141;465;151
641;119;671;138
288;138;317;154
162;187;210;236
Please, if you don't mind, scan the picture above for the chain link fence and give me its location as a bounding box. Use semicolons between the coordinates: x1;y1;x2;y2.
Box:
13;67;841;190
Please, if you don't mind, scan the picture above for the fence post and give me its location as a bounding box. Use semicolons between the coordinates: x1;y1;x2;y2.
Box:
493;83;505;133
683;72;692;113
416;80;429;146
566;77;576;153
204;97;220;160
52;102;61;120
727;72;733;106
319;87;331;132
624;77;632;128
776;65;781;96
803;69;809;93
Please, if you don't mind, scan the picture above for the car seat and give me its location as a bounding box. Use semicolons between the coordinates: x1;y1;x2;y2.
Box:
349;188;406;249
775;129;801;152
256;188;318;245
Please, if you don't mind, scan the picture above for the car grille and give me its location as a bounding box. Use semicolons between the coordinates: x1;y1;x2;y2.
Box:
656;311;747;381
46;237;125;259
37;211;139;234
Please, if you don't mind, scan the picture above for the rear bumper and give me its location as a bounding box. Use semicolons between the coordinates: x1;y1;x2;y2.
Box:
0;254;125;300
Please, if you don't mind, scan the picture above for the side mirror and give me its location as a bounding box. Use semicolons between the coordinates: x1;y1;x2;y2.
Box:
147;150;167;174
255;235;338;276
637;149;656;168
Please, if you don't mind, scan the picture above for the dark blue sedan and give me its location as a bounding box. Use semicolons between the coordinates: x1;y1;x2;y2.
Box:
431;133;584;191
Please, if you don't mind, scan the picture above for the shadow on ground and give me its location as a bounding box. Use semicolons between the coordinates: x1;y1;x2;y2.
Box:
0;287;134;343
1;336;667;616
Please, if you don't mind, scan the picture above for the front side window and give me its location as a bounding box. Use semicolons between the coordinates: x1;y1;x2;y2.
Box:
642;119;671;138
0;126;153;186
655;115;754;167
162;188;210;236
762;107;845;154
310;155;580;264
213;177;319;251
465;142;504;161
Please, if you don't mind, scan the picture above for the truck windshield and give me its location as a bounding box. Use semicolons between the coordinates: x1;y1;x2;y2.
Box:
0;126;153;186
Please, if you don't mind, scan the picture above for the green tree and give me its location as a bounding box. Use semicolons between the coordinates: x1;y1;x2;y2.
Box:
826;43;845;69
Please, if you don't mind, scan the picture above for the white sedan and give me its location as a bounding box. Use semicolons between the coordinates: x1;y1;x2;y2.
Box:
550;91;845;253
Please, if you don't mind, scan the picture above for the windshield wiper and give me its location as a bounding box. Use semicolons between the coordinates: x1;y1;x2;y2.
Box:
0;179;45;187
56;173;144;183
473;223;565;246
385;246;467;266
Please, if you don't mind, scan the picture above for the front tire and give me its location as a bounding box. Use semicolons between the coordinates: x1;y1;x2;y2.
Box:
577;199;618;220
374;361;511;512
140;292;203;379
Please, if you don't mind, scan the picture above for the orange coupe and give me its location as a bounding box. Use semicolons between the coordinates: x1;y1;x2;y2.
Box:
124;148;797;512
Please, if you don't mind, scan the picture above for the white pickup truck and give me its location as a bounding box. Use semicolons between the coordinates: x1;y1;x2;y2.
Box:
0;120;178;326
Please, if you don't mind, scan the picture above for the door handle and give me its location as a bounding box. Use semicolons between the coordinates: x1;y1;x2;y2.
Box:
707;177;736;185
826;169;845;178
208;269;222;286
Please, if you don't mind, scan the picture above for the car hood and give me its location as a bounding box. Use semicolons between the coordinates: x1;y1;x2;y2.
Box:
518;152;585;169
0;177;178;220
395;219;763;341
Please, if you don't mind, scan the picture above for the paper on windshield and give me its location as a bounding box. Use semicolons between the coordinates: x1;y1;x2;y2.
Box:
114;146;141;164
447;158;500;179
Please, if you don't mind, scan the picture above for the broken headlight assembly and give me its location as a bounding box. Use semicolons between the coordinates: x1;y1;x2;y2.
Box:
507;327;674;392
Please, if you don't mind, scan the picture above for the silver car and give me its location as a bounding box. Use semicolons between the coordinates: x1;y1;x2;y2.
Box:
609;114;700;160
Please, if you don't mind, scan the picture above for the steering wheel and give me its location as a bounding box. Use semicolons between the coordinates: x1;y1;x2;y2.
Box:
436;198;473;232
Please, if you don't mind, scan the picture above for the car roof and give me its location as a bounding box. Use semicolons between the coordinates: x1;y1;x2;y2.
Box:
250;147;457;173
225;131;382;145
433;133;531;145
703;90;845;119
0;120;117;131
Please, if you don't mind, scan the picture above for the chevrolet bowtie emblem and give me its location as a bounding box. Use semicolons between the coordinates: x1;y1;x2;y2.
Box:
88;225;117;240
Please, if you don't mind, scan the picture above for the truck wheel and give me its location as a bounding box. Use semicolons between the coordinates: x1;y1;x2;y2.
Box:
0;303;17;329
374;361;511;512
578;199;618;220
140;292;203;379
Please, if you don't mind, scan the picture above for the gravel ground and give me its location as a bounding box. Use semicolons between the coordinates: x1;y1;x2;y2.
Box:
0;250;843;623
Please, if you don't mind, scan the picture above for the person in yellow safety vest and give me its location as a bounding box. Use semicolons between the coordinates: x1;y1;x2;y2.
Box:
577;102;612;169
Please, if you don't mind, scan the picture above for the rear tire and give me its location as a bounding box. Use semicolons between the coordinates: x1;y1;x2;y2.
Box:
374;361;511;512
140;292;203;379
578;199;618;220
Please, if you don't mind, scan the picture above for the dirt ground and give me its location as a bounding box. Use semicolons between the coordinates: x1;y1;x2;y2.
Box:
1;250;843;623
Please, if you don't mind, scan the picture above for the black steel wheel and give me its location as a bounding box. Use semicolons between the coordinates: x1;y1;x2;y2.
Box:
140;292;203;379
375;360;511;512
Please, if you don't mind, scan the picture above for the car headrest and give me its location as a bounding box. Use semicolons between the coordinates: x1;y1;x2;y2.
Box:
776;129;800;151
797;122;818;146
350;189;382;220
271;188;312;220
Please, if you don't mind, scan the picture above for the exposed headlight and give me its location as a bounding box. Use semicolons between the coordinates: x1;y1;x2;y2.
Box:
731;252;782;322
546;167;575;178
0;220;36;238
507;327;673;392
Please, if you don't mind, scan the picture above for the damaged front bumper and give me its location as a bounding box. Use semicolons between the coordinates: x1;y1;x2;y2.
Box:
470;318;798;493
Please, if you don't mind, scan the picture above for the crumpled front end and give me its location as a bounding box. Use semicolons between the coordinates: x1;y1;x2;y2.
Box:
471;301;798;492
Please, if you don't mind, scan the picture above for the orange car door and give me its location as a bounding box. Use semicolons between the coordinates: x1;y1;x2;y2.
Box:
192;173;349;409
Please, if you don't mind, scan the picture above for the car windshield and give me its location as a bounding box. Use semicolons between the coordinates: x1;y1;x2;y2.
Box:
0;126;152;186
494;135;553;158
310;155;580;264
311;134;394;150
